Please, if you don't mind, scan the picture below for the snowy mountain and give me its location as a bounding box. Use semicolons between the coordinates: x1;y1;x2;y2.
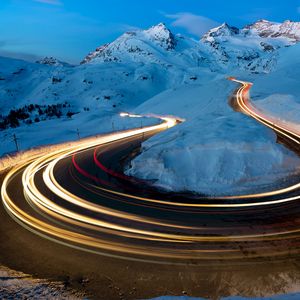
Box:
82;20;300;73
1;19;300;195
244;19;300;42
80;23;177;64
202;23;240;41
81;23;209;69
144;22;177;50
201;20;300;73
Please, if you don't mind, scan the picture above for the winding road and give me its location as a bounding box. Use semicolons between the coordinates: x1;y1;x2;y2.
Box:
2;80;300;264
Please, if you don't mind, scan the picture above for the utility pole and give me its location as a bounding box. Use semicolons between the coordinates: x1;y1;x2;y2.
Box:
12;134;19;152
76;128;81;140
141;120;144;141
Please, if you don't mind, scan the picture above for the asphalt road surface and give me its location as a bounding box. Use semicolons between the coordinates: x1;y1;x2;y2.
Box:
1;81;300;298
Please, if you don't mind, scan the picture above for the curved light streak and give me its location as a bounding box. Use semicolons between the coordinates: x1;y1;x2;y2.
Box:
2;86;300;263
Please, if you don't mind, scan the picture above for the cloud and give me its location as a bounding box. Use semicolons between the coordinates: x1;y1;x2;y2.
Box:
34;0;62;5
0;49;41;62
165;12;220;37
0;39;42;62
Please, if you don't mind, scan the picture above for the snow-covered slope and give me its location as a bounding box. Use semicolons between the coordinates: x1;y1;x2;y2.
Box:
0;52;201;153
126;76;300;195
125;23;300;195
1;20;300;195
252;43;300;127
201;21;300;73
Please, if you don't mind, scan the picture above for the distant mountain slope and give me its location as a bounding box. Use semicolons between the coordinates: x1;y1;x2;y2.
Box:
201;20;300;73
83;20;300;73
244;19;300;42
81;23;210;69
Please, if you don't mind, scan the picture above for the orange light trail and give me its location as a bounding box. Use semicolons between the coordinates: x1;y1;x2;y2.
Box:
2;86;300;263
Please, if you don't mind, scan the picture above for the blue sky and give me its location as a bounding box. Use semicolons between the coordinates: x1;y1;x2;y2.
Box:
1;0;300;63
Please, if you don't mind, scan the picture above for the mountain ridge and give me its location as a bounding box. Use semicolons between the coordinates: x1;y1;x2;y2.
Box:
80;19;300;73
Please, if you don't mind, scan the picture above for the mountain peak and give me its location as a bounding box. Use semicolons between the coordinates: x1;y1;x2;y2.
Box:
220;22;232;28
81;22;178;64
217;22;239;33
149;22;168;30
145;22;170;34
36;56;66;66
201;23;239;42
144;22;176;50
256;19;272;24
245;19;274;29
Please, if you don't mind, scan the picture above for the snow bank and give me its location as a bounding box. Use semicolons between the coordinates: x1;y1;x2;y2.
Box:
253;43;300;128
0;112;158;171
127;76;300;195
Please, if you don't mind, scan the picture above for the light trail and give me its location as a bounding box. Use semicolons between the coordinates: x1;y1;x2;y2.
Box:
225;78;300;199
2;85;300;263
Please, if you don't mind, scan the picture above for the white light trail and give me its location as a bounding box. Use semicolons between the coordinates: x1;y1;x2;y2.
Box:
2;84;300;263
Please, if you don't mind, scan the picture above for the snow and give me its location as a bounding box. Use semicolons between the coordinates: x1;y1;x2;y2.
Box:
200;20;300;73
126;79;300;195
202;23;240;40
81;25;210;69
144;23;177;50
0;109;158;155
252;43;300;127
0;53;179;155
1;20;300;298
1;20;300;196
0;266;82;299
123;22;300;196
244;19;300;43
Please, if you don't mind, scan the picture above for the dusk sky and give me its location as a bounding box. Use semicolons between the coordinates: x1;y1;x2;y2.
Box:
1;0;300;63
